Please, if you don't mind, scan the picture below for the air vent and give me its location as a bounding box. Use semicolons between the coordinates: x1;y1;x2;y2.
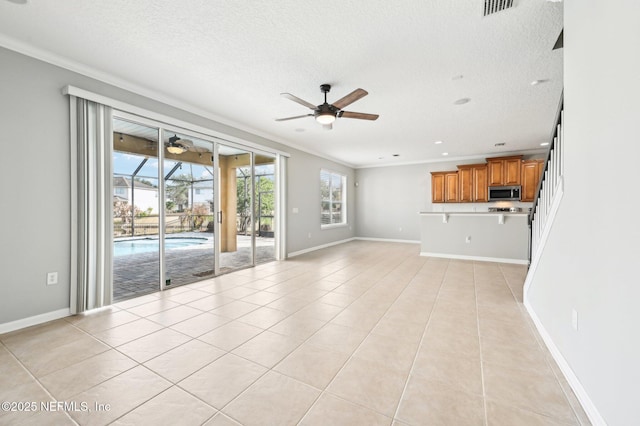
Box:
484;0;514;16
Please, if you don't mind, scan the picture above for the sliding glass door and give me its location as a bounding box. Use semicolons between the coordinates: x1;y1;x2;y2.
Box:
111;113;279;302
112;118;161;300
255;154;276;265
216;145;255;273
163;131;215;287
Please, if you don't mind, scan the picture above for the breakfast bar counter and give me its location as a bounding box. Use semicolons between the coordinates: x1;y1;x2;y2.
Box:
419;211;529;264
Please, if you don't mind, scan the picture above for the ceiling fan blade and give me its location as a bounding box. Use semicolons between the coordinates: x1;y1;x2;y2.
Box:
332;88;368;110
280;93;317;110
323;123;333;131
275;114;313;122
340;111;379;121
177;138;194;147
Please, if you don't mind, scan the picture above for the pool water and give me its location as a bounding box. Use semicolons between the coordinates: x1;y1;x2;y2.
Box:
114;237;208;257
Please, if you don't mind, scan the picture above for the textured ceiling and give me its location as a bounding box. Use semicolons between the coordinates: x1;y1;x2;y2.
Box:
0;0;563;168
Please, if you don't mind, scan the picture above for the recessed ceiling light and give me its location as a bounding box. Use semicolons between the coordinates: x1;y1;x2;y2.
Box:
442;152;449;156
392;154;399;157
434;140;443;145
454;98;471;105
540;142;550;146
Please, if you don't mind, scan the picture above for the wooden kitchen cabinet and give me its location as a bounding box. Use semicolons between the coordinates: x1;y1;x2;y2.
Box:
431;171;459;203
457;164;488;202
521;159;546;202
431;172;445;203
487;155;523;186
445;172;459;202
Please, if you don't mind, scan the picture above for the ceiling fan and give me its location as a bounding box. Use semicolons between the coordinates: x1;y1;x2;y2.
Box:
276;84;379;130
165;135;209;155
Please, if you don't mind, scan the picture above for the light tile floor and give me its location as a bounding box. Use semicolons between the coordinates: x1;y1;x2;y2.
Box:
0;241;590;425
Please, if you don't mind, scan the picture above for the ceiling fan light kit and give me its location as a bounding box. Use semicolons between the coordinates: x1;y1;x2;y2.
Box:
166;134;190;154
316;111;336;125
277;84;378;129
167;143;186;154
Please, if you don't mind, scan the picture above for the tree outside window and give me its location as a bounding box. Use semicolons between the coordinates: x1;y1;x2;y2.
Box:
320;169;346;227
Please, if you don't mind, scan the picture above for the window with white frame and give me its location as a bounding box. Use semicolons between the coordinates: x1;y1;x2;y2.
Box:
320;169;346;227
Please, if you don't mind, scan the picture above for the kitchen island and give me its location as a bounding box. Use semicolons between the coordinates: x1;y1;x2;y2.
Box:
419;212;529;264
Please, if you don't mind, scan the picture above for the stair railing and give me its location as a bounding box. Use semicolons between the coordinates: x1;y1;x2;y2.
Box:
529;93;564;265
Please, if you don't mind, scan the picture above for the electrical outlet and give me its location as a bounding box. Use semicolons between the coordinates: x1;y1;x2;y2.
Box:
292;207;299;214
47;272;58;285
571;308;578;331
465;236;471;243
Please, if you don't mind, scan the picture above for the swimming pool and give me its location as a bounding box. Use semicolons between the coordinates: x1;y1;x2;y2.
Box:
113;237;209;257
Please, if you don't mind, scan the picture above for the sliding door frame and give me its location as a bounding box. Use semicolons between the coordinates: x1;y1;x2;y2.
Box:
111;108;284;292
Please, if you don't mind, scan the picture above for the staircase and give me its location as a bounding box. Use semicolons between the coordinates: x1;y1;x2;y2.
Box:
526;95;565;288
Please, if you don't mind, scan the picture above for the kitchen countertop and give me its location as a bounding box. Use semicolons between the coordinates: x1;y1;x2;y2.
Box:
419;211;529;216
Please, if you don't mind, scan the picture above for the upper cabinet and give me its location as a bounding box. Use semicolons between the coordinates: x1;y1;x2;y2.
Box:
445;172;459;202
487;155;523;186
431;171;459;203
521;159;546;202
431;172;445;203
431;155;544;204
457;164;488;202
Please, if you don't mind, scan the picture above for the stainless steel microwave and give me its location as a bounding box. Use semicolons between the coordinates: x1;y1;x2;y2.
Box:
488;185;521;201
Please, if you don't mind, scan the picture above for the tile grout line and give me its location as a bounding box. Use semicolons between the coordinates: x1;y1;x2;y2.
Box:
297;250;431;422
389;257;450;424
62;306;232;424
473;262;490;426
166;247;396;422
0;338;80;425
498;264;585;426
119;244;411;422
224;247;406;424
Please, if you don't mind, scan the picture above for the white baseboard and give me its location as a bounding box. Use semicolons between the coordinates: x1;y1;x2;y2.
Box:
0;308;71;334
288;237;421;258
355;237;420;244
523;299;606;426
420;252;528;265
287;238;356;258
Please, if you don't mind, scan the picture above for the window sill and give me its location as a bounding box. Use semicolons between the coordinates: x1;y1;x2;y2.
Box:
321;223;348;230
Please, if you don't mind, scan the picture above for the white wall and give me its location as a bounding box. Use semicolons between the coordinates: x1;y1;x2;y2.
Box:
526;1;640;424
420;214;529;262
0;46;354;325
287;151;356;254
